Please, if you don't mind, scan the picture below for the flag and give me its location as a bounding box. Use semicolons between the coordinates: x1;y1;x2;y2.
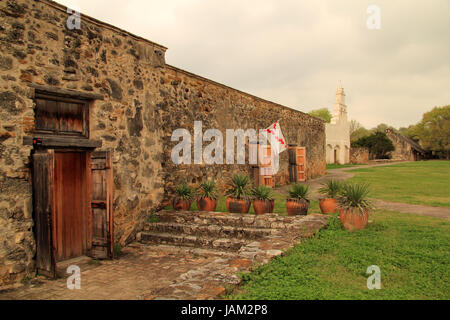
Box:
263;120;287;155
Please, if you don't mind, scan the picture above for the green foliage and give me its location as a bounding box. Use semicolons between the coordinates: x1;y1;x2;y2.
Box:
353;131;395;159
288;183;310;200
413;105;449;157
113;243;123;258
337;182;375;212
251;185;274;200
351;127;371;143
318;179;342;198
198;181;219;200
175;183;195;200
227;174;251;199
308;108;332;123
148;213;159;223
229;210;450;300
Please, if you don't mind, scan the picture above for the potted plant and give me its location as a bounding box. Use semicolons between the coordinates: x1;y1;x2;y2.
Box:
226;174;251;213
286;183;310;216
337;182;375;231
197;181;219;212
251;185;275;215
173;183;194;211
318;180;342;214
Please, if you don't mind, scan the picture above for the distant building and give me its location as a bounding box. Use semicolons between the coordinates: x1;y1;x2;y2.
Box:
325;85;351;164
385;129;426;161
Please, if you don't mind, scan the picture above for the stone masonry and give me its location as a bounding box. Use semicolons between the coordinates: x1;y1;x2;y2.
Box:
0;0;326;285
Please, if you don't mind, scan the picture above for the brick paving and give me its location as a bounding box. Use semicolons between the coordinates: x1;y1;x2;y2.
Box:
0;212;329;300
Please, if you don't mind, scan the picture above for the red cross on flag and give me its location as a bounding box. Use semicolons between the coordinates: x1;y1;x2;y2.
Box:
263;120;287;155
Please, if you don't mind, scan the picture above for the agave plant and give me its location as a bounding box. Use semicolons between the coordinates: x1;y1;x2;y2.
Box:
337;182;375;213
175;183;195;200
288;183;310;200
251;185;274;200
198;181;219;200
227;174;251;199
318;180;342;198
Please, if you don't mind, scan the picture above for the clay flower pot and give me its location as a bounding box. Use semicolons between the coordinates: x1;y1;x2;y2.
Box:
253;199;275;215
286;199;310;216
339;208;369;231
172;198;192;211
197;197;218;212
319;198;338;214
226;197;251;214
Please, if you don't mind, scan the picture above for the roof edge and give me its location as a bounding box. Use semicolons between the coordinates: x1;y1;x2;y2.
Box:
42;0;167;51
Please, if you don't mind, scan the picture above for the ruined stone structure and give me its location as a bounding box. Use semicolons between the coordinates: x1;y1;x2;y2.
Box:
385;129;426;161
349;147;369;164
0;0;325;285
325;85;351;164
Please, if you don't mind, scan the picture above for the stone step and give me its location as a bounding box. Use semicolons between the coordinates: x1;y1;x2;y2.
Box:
152;210;302;230
144;222;276;240
138;231;249;252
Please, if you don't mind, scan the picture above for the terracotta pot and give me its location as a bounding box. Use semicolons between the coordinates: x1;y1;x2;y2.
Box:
319;198;338;214
339;208;369;231
286;199;310;216
197;197;218;212
253;199;275;215
226;197;251;214
172;198;192;211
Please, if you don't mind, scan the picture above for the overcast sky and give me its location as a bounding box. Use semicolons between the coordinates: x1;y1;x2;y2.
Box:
58;0;450;129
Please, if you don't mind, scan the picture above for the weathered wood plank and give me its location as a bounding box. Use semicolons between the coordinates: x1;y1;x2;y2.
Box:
33;150;56;278
23;135;102;148
29;83;104;100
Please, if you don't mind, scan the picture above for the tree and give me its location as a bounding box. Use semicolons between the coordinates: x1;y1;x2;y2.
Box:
353;131;395;159
414;105;450;158
350;120;362;135
308;108;332;123
372;123;395;134
351;127;371;143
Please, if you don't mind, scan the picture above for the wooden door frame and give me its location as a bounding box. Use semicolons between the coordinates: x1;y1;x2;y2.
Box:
32;146;114;277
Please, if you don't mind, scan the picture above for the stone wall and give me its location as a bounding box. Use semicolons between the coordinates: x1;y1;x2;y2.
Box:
350;147;369;164
159;65;326;197
0;0;325;285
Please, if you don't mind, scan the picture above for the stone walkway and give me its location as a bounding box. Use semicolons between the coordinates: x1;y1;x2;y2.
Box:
0;213;329;300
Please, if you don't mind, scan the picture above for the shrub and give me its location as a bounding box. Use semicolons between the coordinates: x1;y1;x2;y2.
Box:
175;183;195;200
198;181;219;200
227;174;251;199
251;185;274;200
318;179;342;198
288;184;310;200
337;182;375;212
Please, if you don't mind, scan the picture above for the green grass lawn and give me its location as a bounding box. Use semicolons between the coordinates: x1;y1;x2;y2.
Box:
229;210;450;300
347;161;450;207
326;163;366;170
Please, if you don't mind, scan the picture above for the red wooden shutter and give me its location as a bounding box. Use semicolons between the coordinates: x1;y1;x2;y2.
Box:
88;151;114;259
33;149;56;278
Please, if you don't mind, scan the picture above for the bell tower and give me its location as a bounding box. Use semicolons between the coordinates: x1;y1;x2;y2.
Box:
331;83;348;124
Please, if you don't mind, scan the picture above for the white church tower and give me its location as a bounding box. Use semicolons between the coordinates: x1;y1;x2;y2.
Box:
325;84;351;164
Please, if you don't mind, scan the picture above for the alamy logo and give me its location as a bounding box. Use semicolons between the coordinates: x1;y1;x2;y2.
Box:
366;5;381;30
66;8;81;30
366;265;381;290
67;265;81;290
170;121;287;174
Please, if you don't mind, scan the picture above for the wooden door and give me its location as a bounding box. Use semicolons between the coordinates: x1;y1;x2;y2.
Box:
89;151;114;259
53;151;89;261
33;149;56;278
288;147;306;182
